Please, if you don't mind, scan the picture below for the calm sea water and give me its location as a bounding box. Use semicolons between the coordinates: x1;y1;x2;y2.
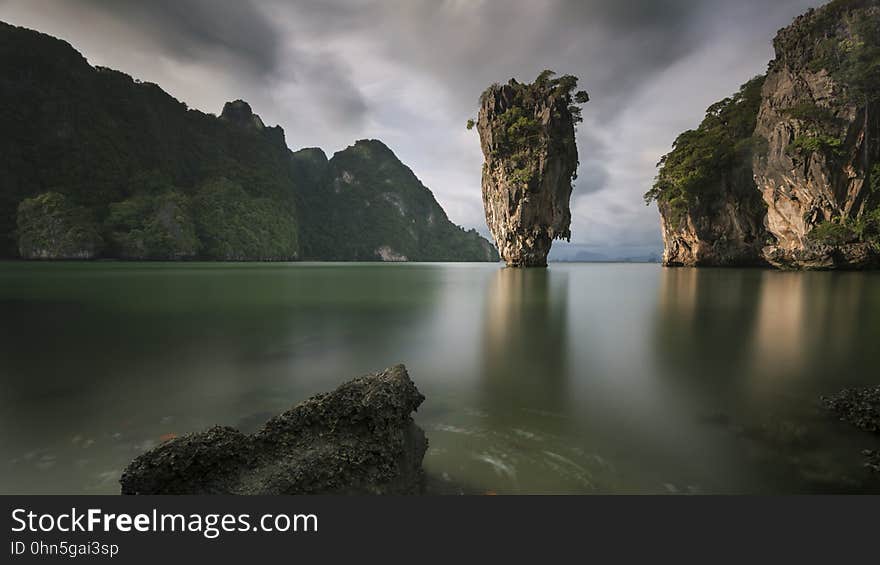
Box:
1;261;879;494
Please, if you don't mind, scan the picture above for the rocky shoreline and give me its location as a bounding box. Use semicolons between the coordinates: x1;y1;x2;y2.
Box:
120;365;427;495
822;384;880;474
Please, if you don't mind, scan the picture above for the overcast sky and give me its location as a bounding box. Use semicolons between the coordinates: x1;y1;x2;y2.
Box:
0;0;823;256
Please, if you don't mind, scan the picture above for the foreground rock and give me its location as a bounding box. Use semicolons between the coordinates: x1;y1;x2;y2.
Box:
120;365;427;494
475;71;588;267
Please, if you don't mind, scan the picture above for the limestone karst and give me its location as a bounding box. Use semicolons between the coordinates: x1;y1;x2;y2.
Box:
648;0;880;270
474;71;588;267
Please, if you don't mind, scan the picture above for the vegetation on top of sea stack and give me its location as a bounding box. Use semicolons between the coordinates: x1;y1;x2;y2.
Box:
644;76;766;227
470;70;588;187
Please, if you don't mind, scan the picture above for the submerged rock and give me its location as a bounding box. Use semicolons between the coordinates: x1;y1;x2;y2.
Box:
120;365;427;495
475;71;587;267
822;385;880;435
823;384;880;475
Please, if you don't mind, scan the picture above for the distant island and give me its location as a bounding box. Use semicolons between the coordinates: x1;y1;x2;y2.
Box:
0;22;498;263
646;0;880;270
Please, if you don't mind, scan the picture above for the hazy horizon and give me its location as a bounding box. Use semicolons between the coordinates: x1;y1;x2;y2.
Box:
0;0;824;257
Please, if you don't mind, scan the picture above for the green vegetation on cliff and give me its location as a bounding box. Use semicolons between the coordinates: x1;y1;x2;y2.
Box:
778;0;880;104
774;0;879;163
192;179;298;261
17;193;103;259
644;76;766;228
106;190;199;260
808;209;880;247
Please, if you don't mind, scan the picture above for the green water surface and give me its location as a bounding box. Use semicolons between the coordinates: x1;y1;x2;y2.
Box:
1;262;879;494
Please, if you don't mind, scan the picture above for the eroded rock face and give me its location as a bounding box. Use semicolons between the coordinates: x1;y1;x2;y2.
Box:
658;173;769;268
649;76;770;267
120;365;427;495
753;1;880;269
476;74;585;267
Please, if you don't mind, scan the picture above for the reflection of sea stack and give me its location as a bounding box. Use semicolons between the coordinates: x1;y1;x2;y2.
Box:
481;268;569;413
474;71;588;267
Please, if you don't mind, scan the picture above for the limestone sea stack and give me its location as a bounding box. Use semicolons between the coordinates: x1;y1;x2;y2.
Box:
120;365;427;495
474;71;588;267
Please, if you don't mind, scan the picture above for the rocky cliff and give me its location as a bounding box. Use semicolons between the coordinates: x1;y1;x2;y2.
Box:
120;365;428;495
647;77;770;267
475;71;587;267
650;0;880;270
0;22;496;262
754;0;880;269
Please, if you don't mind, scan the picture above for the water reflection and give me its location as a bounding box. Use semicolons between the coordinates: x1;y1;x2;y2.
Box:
655;268;878;392
481;268;570;418
749;271;871;385
653;268;880;492
655;268;763;382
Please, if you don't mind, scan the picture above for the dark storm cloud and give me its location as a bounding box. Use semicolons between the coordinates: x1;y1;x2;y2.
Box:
0;0;825;250
77;0;281;75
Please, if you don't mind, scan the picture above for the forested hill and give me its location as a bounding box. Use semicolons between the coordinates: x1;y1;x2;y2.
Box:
0;21;498;262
